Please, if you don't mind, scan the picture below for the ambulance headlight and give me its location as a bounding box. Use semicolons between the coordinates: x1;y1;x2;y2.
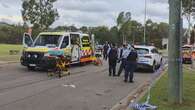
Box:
28;54;31;58
44;53;50;57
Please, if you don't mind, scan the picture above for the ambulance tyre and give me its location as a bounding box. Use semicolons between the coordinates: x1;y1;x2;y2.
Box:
80;62;86;66
27;66;36;71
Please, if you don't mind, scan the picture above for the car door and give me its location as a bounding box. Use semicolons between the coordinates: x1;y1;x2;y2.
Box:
151;48;159;65
154;48;161;64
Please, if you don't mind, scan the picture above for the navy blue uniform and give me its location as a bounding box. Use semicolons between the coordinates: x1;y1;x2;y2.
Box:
103;44;109;60
108;47;118;76
124;50;138;82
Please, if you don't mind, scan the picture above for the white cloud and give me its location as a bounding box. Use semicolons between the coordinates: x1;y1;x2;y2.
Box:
0;0;171;27
147;2;169;21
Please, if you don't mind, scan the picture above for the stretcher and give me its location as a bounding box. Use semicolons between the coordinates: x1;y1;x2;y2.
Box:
47;49;71;78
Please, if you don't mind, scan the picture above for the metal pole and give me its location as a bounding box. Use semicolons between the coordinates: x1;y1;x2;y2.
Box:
168;0;183;104
143;0;147;45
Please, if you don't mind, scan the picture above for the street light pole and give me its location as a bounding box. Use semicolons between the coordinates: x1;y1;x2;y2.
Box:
143;0;147;45
168;0;183;104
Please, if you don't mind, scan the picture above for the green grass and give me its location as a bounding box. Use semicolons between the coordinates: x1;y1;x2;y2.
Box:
0;44;22;61
159;49;168;56
140;68;195;110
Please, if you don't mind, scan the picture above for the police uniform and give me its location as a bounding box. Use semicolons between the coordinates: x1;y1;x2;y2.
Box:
117;48;130;76
107;46;118;76
124;50;138;83
103;44;109;60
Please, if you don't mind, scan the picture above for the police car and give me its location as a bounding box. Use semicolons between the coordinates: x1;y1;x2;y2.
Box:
134;45;163;72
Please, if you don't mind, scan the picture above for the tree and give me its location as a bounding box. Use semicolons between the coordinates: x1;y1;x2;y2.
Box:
110;26;119;43
91;26;110;43
182;0;195;44
129;20;143;44
80;26;88;33
69;25;78;32
21;0;59;30
117;11;132;43
117;12;131;28
182;0;195;16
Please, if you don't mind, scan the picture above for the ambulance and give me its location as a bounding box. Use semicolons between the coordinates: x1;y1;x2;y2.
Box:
20;32;95;70
182;45;193;64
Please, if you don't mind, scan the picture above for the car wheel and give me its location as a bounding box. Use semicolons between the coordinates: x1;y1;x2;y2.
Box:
160;58;163;66
151;62;156;72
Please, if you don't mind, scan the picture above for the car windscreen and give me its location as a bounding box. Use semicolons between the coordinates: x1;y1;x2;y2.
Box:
135;48;149;54
34;35;63;48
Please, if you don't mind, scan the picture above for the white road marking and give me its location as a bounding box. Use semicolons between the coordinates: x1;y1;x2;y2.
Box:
62;84;76;88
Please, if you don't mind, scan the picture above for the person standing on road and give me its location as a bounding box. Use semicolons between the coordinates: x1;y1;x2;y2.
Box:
117;44;130;76
107;43;118;76
103;42;109;60
124;47;138;83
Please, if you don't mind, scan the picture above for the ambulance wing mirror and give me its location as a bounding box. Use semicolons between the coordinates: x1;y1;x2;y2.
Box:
23;33;33;47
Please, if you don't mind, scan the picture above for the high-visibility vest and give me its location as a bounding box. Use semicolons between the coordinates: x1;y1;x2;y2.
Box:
192;50;195;60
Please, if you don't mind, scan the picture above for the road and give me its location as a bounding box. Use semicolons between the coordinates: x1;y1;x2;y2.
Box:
0;61;152;110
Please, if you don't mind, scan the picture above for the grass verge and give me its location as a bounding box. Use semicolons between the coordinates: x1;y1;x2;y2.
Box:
139;67;195;110
0;44;22;62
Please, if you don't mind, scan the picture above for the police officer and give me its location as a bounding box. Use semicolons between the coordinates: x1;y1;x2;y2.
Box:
107;43;118;76
117;44;130;76
124;47;138;83
103;42;109;60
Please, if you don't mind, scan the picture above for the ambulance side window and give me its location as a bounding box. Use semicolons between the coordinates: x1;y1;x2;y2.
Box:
61;36;69;48
70;34;80;45
81;36;90;47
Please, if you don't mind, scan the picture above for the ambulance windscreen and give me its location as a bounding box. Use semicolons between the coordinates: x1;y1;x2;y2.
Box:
34;35;63;48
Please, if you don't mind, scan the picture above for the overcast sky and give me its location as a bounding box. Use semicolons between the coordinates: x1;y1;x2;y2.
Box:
0;0;170;28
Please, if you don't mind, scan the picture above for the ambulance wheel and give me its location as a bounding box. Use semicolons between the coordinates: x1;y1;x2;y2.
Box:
59;73;62;78
27;66;35;71
80;62;86;66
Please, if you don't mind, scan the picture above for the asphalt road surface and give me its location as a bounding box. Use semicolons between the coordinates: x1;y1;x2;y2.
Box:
0;61;152;110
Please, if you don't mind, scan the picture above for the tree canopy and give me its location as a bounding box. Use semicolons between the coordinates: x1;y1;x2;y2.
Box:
0;11;170;48
21;0;59;30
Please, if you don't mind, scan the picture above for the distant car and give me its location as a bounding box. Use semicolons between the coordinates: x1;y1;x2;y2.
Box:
134;45;163;72
95;45;103;57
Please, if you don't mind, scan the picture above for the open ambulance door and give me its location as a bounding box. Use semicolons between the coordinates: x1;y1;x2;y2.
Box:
70;34;80;63
91;34;95;55
23;33;33;47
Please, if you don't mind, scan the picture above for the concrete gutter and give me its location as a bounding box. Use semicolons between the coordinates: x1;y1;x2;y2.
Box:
111;63;168;110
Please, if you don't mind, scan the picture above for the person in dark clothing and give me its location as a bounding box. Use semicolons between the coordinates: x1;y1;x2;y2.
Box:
108;44;118;76
103;43;109;60
124;48;138;83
